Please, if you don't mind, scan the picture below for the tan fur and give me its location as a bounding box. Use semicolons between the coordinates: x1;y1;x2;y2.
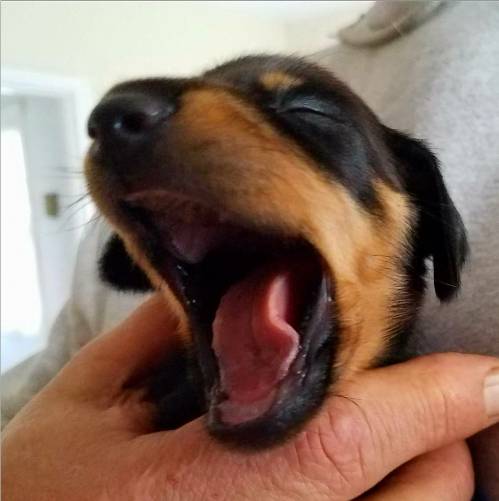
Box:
86;86;413;379
260;71;303;90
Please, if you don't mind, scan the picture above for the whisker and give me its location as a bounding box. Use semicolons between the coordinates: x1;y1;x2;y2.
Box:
58;198;94;231
432;278;458;289
64;193;90;211
57;213;102;233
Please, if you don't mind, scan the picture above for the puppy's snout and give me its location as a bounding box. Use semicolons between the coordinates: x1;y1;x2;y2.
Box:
87;92;172;150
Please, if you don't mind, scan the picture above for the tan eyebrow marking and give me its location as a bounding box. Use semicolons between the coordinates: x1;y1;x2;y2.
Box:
260;71;303;90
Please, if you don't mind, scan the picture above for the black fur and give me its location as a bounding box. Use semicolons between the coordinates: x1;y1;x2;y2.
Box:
145;346;204;430
386;128;468;301
99;234;153;292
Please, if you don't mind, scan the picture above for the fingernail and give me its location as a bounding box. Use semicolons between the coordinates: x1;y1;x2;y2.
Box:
484;368;499;419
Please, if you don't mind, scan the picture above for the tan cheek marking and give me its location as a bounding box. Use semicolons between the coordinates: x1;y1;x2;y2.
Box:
306;181;412;377
270;175;411;377
251;165;412;376
260;71;303;90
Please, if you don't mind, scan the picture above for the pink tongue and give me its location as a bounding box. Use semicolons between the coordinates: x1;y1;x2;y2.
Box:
212;264;301;425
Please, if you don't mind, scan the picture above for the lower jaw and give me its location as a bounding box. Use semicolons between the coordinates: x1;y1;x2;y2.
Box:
202;274;336;448
214;390;277;426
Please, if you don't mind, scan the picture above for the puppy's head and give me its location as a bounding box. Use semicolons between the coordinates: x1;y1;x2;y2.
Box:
85;55;467;446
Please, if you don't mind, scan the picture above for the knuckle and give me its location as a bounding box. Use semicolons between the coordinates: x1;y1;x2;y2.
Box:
292;398;374;495
410;354;470;443
417;381;455;446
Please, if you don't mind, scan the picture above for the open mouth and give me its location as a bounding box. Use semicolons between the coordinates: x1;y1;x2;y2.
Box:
122;191;335;445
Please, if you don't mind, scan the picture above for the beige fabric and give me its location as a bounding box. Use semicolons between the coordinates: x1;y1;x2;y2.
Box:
338;0;446;47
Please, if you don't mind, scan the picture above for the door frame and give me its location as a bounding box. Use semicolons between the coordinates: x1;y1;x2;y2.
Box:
1;67;93;161
1;68;94;337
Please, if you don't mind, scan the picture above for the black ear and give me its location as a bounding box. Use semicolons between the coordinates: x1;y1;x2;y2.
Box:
386;128;468;301
99;234;154;292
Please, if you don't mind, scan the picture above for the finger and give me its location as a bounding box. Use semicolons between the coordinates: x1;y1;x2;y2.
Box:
362;441;474;501
58;293;186;396
287;354;499;499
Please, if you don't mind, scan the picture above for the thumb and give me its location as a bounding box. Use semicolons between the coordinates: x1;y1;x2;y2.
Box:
140;354;499;501
281;354;499;500
60;293;186;397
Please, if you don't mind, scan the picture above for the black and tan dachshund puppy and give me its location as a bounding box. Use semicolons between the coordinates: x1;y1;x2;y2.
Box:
85;55;467;447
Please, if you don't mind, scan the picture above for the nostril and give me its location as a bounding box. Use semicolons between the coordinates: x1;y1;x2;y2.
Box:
87;93;172;143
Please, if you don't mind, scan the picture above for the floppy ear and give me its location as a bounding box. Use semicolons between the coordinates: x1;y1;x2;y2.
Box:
99;234;154;292
385;128;468;301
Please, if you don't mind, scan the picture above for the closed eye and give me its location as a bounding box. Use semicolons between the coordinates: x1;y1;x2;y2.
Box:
272;95;348;124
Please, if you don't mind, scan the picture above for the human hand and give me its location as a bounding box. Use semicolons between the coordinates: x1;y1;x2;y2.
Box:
2;294;498;500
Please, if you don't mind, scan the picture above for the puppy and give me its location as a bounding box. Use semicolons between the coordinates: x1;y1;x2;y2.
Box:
85;55;467;447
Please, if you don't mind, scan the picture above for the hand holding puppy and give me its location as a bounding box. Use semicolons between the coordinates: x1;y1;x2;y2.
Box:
2;294;498;501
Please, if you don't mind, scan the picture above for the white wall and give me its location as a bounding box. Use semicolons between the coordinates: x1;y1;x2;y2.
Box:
1;1;374;99
1;1;288;98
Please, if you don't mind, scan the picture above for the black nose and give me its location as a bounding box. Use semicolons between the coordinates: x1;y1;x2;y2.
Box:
87;93;171;145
